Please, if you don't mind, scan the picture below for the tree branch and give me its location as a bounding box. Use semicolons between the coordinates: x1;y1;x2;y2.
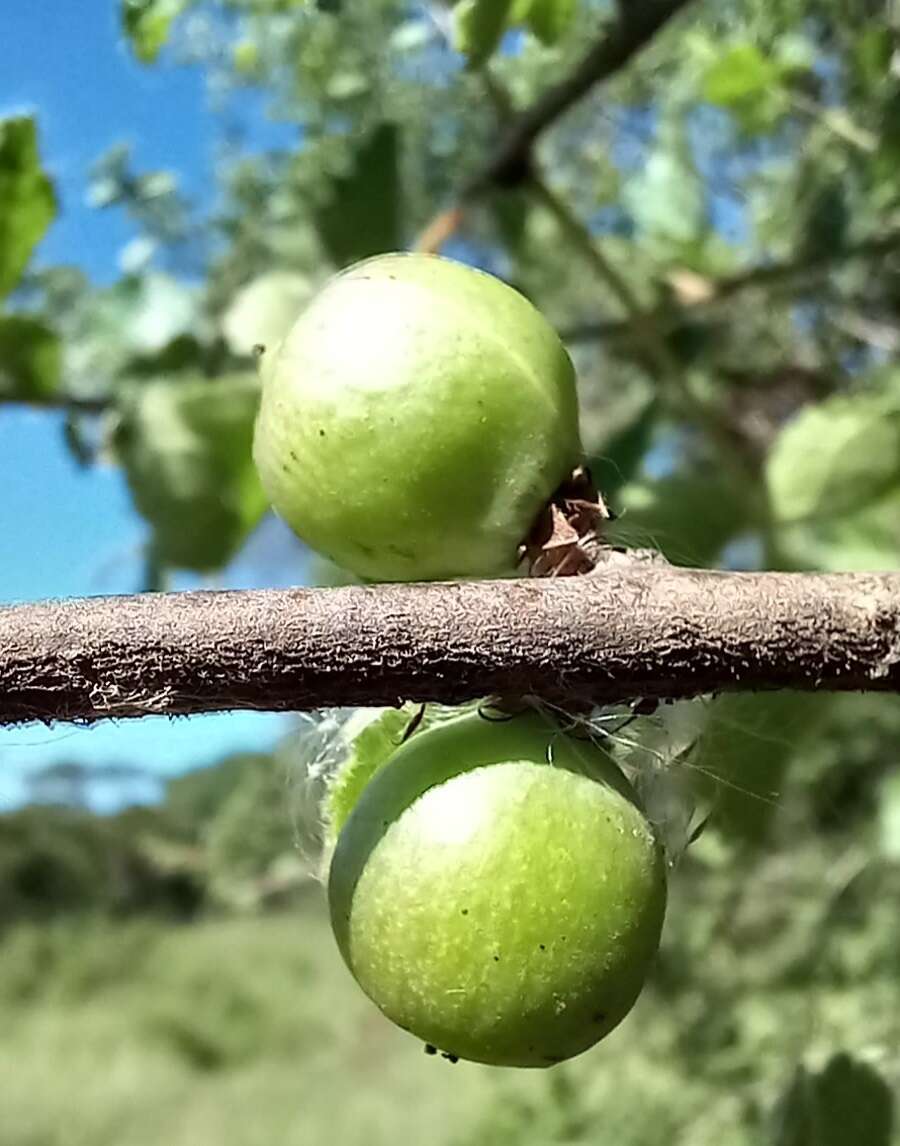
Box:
561;228;900;344
2;570;899;727
462;0;699;195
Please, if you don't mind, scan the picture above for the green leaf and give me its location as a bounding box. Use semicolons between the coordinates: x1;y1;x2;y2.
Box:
587;398;659;499
852;27;893;96
116;375;267;571
608;466;751;567
0;315;60;402
221;271;313;358
512;0;576;45
453;0;514;67
321;707;418;850
701;43;787;133
702;44;779;107
316;123;401;268
121;0;186;64
766;392;900;525
774;1054;894;1146
691;693;824;847
777;487;900;572
0;117;56;299
798;175;849;263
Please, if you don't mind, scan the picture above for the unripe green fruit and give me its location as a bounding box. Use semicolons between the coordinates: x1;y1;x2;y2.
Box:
253;253;582;582
328;711;667;1068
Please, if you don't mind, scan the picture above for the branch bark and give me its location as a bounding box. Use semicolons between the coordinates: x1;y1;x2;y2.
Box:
462;0;698;195
2;569;899;727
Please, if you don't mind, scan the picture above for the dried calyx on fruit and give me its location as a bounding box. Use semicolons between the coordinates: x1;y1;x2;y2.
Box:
252;252;605;582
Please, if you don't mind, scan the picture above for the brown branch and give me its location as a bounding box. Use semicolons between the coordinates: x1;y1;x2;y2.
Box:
462;0;699;196
2;569;899;727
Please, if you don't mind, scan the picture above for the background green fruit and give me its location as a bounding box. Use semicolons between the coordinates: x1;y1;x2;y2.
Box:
328;711;667;1068
253;253;582;582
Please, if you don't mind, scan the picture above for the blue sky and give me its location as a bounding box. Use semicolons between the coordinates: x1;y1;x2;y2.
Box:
0;1;302;809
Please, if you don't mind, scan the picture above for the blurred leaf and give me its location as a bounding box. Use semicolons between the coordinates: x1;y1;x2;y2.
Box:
624;125;706;247
774;1054;894;1146
703;44;779;105
121;0;186;64
126;333;210;379
693;693;824;846
0;315;60;401
59;273;199;405
490;188;531;251
610;466;751;567
878;771;900;860
221;271;314;358
453;0;514;67
116;375;267;571
701;43;788;132
588;397;660;499
316;124;401;267
206;757;298;900
851;27;893;98
511;0;576;45
0;116;56;299
798;174;849;263
766;392;900;524
777;486;900;572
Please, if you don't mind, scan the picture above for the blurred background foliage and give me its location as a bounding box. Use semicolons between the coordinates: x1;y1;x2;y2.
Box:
1;0;899;1143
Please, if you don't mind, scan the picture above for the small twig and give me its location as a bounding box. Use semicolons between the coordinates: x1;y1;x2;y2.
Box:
558;228;900;344
461;0;699;196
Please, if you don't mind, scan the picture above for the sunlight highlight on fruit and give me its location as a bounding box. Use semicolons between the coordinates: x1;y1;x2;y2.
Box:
252;253;582;582
327;711;667;1068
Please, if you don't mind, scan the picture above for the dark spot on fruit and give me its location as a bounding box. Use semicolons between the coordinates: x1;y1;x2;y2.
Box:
544;1054;564;1065
387;543;415;559
424;1044;437;1056
442;1052;459;1064
592;1011;606;1024
289;449;299;462
493;955;500;962
461;909;468;916
539;944;546;951
319;429;326;437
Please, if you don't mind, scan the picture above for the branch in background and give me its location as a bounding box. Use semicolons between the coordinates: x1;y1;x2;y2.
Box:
462;0;698;195
2;570;899;727
7;393;110;415
560;228;900;344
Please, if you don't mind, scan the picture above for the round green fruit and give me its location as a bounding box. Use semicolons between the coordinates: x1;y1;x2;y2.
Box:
328;710;667;1068
253;253;582;582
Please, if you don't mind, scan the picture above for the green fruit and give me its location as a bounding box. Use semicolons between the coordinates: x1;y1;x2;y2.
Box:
328;710;667;1068
253;253;582;582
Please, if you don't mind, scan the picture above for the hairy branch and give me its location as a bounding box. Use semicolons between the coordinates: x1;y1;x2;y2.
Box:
463;0;698;195
2;570;899;727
